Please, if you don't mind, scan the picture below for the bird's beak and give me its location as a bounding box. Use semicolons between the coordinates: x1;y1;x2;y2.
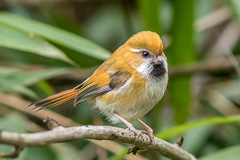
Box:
153;56;162;65
162;52;167;61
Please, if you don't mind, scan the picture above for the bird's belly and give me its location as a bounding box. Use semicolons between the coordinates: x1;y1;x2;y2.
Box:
92;75;168;123
93;94;156;123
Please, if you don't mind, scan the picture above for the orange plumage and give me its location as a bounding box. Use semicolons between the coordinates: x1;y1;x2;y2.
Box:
30;89;80;111
29;31;168;145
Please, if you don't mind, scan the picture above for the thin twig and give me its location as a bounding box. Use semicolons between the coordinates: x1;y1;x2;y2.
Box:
217;22;240;79
169;56;240;76
0;146;25;158
195;7;231;32
0;125;197;160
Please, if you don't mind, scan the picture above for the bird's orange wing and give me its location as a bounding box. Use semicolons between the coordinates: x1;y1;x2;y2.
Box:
74;70;111;106
29;69;132;110
74;69;132;106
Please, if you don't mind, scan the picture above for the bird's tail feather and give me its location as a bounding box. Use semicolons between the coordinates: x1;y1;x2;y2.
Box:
29;88;80;111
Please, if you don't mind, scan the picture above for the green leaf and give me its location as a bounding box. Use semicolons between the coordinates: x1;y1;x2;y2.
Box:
0;22;73;64
24;147;57;160
0;114;28;158
138;0;162;34
0;67;21;75
200;145;240;160
0;75;37;98
156;115;240;139
0;68;68;98
183;125;214;154
168;0;196;123
229;0;240;22
0;12;111;60
168;77;192;123
9;68;68;86
0;113;28;132
52;144;85;160
35;80;55;96
108;148;129;160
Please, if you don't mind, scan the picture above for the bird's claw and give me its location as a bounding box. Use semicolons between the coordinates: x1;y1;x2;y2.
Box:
127;127;155;146
147;131;155;147
139;130;155;146
127;127;142;142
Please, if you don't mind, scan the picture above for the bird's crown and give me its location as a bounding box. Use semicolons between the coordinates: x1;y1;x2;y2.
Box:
125;31;164;56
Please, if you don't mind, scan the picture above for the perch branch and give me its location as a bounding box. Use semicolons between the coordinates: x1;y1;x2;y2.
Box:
0;125;197;160
0;93;146;160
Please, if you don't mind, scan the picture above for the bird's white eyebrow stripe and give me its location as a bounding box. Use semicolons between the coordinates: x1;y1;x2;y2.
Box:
130;48;152;54
131;48;142;52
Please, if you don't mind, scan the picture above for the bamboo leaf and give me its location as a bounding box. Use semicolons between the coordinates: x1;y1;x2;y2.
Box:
0;12;111;60
200;145;240;160
168;0;196;123
0;22;73;64
52;144;86;160
0;68;69;98
229;0;240;21
156;115;240;139
0;75;37;98
0;114;29;159
138;0;161;34
9;68;68;86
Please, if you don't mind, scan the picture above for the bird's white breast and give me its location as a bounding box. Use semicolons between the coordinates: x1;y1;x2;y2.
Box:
131;74;168;121
93;73;168;123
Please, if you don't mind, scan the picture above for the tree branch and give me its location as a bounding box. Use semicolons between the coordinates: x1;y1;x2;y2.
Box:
0;125;196;160
0;93;147;160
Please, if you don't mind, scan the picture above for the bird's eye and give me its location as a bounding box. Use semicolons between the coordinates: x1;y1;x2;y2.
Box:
141;51;150;58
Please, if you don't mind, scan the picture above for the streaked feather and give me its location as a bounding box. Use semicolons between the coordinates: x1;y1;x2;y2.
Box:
74;86;112;106
29;89;80;110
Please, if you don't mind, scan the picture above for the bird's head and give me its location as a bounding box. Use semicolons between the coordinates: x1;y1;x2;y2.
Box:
120;31;168;78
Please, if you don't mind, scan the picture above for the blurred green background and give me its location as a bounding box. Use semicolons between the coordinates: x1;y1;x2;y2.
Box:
0;0;240;160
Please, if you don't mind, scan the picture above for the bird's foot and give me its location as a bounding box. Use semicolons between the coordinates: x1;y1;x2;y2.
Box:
136;119;155;146
146;130;155;147
126;125;142;155
140;129;155;146
126;125;142;142
126;128;155;155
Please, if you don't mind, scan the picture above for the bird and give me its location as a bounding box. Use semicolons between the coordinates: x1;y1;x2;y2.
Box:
29;31;168;145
